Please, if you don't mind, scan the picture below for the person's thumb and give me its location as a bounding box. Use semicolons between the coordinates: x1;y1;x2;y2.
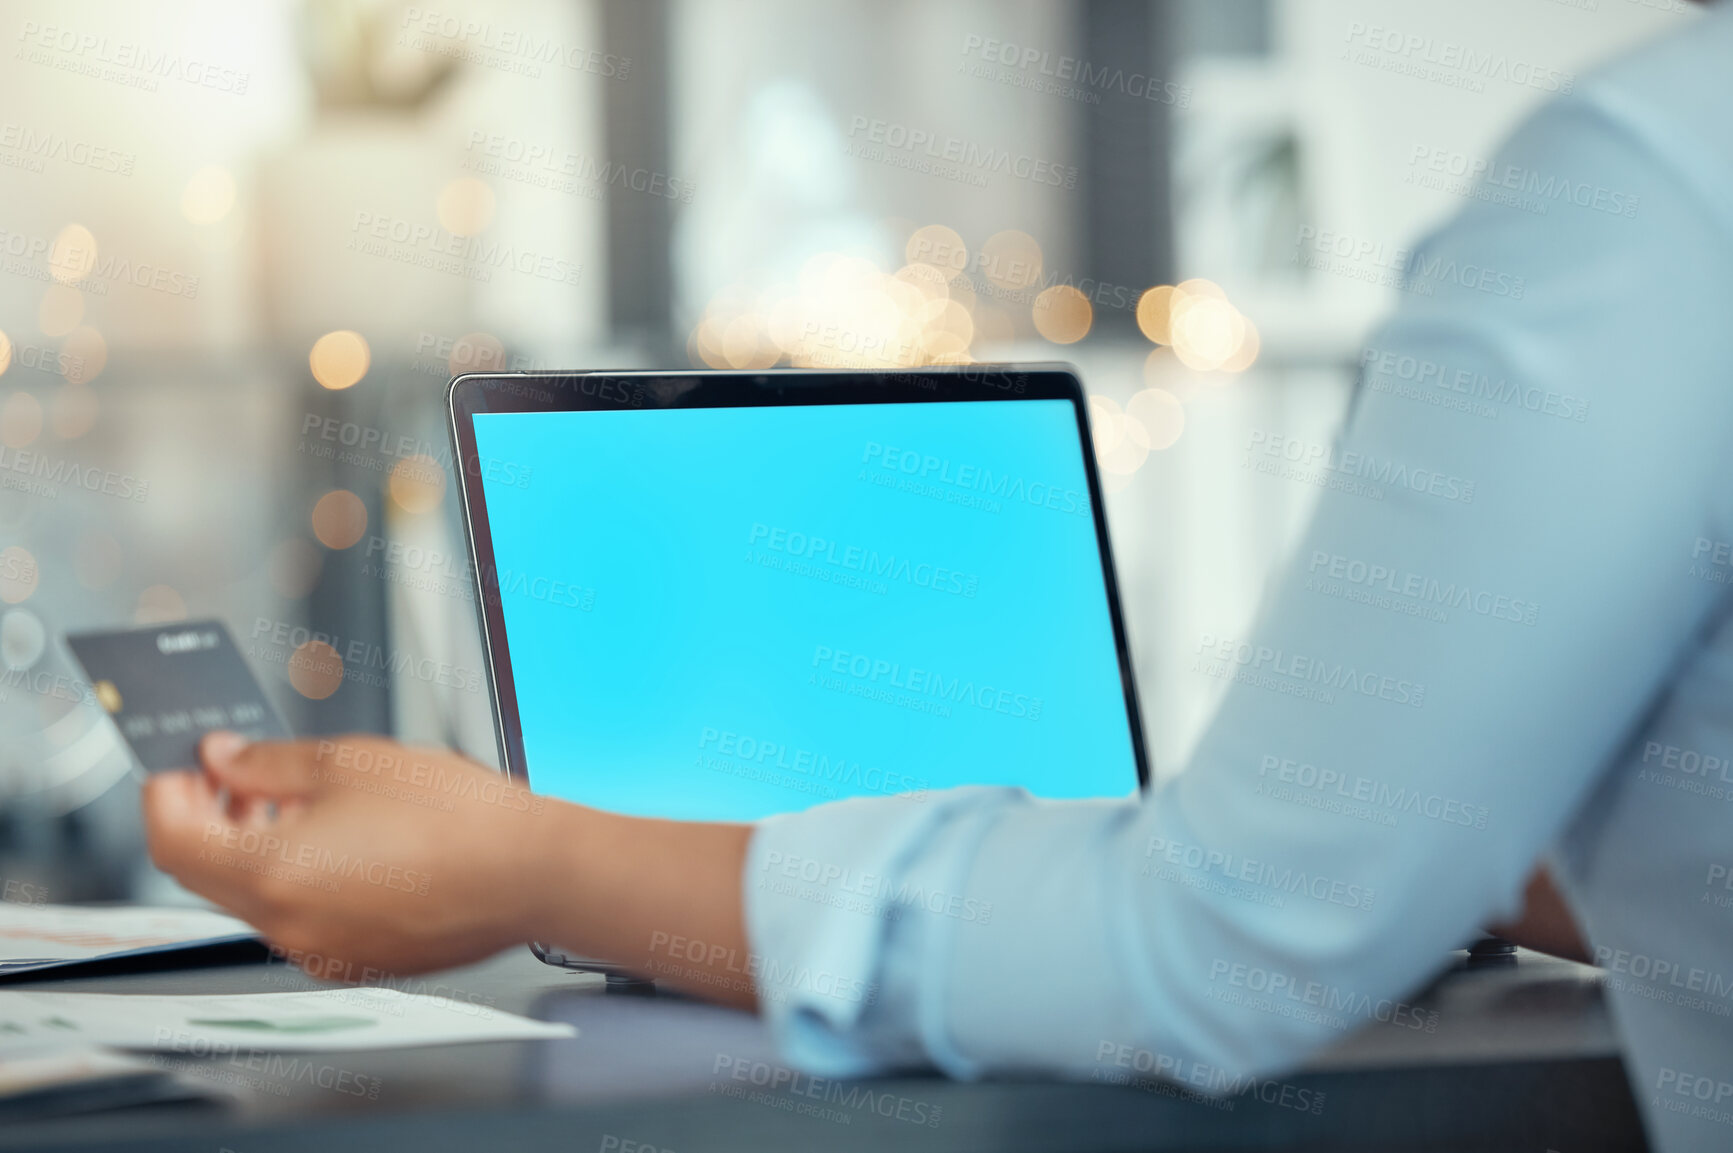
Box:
199;733;325;801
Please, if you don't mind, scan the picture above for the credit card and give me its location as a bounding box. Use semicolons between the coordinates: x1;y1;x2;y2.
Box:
64;620;291;773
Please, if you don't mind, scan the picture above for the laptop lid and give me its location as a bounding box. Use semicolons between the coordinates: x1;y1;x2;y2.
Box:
448;367;1148;823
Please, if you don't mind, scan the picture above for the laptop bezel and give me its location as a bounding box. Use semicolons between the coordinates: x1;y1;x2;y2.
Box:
448;365;1151;795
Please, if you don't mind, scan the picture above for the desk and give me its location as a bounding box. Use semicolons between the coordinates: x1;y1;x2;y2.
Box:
0;949;1646;1153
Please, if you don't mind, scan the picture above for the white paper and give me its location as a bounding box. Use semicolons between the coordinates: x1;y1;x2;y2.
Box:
0;1046;165;1098
0;904;256;970
0;988;576;1052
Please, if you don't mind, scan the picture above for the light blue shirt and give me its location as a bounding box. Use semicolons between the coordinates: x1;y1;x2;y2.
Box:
744;9;1733;1151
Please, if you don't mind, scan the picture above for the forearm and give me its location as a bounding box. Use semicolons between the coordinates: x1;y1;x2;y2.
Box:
525;801;758;1007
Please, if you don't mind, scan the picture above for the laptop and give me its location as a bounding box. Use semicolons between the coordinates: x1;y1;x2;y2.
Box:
448;366;1148;972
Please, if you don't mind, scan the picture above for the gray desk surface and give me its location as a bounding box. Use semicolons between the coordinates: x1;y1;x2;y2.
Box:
0;948;1647;1153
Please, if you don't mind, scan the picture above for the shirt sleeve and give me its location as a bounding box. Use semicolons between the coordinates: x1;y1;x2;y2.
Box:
744;89;1733;1084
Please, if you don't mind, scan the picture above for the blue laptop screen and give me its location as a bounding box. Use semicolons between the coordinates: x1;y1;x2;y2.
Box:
471;397;1138;821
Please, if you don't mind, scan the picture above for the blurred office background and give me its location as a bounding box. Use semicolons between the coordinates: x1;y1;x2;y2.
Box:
0;0;1694;903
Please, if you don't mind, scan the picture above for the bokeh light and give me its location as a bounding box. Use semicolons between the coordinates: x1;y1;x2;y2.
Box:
691;314;725;369
52;382;101;440
1143;346;1202;404
1136;280;1258;374
721;313;779;370
1136;286;1178;344
1086;383;1189;481
39;286;84;338
699;248;990;371
448;332;504;376
311;489;368;549
1088;395;1149;475
1176;277;1225;300
134;584;187;623
1127;387;1186;450
0;546;38;604
437;177;495;236
1032;285;1092;344
1219;318;1261;373
971;303;1016;350
1171;296;1244;370
73;531;124;590
309;330;370;390
47;224;97;285
388;455;446;515
922;298;974;349
288;640;344;700
691;229;1077;370
0;608;46;672
980;230;1043;291
181;166;237;225
0;392;43;449
61;325;108;385
894;262;949;302
905;225;968;276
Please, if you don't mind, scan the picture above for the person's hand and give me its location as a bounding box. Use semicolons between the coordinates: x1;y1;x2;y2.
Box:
1488;867;1591;963
143;733;554;978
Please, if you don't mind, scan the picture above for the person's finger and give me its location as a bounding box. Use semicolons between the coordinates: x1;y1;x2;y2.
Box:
141;770;221;875
223;790;278;826
142;771;251;898
199;734;327;801
141;771;283;925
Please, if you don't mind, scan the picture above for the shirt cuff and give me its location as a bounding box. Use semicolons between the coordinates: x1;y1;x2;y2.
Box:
743;786;1022;1077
